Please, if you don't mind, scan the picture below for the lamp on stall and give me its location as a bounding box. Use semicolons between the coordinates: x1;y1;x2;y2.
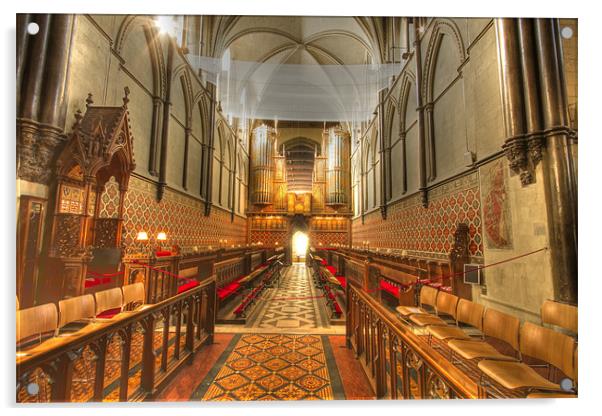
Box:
156;231;167;252
136;231;149;253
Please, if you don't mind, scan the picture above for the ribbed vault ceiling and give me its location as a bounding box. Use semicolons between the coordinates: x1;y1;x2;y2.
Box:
218;16;379;65
204;16;391;122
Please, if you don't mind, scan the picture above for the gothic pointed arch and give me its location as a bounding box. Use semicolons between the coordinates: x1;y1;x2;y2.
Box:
398;70;416;134
422;18;466;103
114;15;166;99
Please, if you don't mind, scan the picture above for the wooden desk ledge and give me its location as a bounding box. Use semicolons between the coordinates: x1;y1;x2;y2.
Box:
396;305;429;316
427;325;472;341
447;339;518;361
478;360;563;391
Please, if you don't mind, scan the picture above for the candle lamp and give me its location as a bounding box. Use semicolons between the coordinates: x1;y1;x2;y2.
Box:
156;231;167;252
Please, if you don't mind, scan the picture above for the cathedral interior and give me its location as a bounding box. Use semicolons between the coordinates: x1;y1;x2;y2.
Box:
15;12;580;406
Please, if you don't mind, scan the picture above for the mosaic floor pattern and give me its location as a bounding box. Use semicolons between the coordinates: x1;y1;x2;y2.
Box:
245;263;329;333
194;333;344;401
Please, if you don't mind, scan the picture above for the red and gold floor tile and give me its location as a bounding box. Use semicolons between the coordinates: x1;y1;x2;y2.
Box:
201;334;335;401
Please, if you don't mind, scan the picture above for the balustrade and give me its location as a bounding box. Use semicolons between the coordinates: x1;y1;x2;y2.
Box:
16;279;215;403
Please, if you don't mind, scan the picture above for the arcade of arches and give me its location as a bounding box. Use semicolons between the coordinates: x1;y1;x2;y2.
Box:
16;15;578;403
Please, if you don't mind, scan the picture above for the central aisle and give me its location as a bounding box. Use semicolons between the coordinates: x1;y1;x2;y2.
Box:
157;333;376;401
154;263;376;401
217;262;344;334
248;262;326;331
196;334;341;400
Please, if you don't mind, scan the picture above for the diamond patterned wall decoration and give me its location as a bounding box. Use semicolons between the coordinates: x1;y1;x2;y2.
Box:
121;177;247;250
98;176;120;218
352;172;483;258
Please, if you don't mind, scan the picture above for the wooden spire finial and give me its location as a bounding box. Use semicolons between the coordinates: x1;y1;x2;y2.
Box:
72;109;83;129
86;93;94;108
123;86;130;107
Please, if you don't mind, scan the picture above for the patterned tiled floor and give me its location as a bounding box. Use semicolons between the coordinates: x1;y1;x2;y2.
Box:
193;334;344;401
243;263;332;333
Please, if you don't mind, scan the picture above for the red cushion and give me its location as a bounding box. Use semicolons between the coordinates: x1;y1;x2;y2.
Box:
217;281;241;299
336;276;347;288
334;302;342;314
96;308;121;319
326;266;337;275
155;251;172;257
321;259;328;266
380;280;400;297
85;277;112;288
178;280;200;294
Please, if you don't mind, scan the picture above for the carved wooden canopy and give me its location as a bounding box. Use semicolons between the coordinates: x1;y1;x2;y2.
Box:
56;87;136;190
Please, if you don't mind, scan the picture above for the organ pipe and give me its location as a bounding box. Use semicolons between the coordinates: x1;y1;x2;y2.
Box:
250;124;277;204
325;126;350;206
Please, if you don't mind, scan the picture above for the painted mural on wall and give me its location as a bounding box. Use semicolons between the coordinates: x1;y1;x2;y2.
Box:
481;159;513;249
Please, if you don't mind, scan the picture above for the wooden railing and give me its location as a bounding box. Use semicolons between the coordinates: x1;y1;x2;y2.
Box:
16;278;216;403
120;247;278;305
214;257;245;289
346;283;486;399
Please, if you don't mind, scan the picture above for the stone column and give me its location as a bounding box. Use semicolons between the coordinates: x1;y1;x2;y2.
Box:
204;84;217;215
495;18;531;184
398;131;408;194
149;96;163;176
413;18;428;207
158;36;175;201
231;133;238;221
377;89;388;218
182;126;191;190
20;14;51;121
16;13;32;113
40;14;75;129
534;18;578;303
424;103;437;181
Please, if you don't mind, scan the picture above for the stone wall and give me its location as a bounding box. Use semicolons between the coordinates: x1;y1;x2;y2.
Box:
349;17;573;320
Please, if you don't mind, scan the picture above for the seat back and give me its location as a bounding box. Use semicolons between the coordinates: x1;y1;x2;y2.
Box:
435;291;459;318
17;303;58;344
122;283;145;309
94;288;123;316
541;300;578;334
456;299;485;330
419;285;439;309
58;295;95;329
482;308;520;351
520;321;576;380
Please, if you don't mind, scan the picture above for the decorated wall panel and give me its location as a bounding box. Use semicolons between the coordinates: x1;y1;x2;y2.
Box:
352;172;483;259
249;230;290;247
98;176;120;218
309;231;349;247
247;214;350;248
121;177;247;249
